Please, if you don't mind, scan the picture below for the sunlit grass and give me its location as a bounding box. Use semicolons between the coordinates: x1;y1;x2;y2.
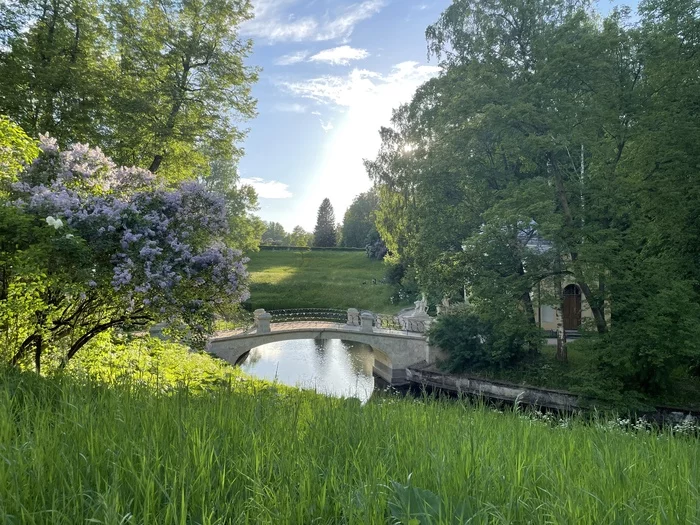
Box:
246;250;401;313
0;369;698;524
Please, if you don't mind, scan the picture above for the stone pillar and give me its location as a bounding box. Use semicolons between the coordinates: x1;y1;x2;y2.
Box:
360;312;374;333
149;322;168;340
347;308;359;326
254;309;271;334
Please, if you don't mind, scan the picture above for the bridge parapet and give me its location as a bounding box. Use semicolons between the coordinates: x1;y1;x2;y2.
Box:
251;308;431;335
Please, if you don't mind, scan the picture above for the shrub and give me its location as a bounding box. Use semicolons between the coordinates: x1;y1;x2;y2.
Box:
429;306;541;371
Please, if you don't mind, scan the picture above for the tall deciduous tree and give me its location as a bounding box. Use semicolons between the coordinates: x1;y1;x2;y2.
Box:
368;0;700;395
105;0;257;179
0;0;115;146
0;0;258;182
289;226;312;247
313;198;336;247
341;191;380;248
261;222;288;245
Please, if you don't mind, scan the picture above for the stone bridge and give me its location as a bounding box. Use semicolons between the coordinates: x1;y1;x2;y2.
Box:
207;309;445;385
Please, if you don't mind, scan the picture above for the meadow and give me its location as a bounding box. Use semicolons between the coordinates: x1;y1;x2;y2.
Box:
0;367;698;524
246;249;401;313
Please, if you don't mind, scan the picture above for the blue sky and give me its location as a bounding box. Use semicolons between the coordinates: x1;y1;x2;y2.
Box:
237;0;450;232
237;0;632;233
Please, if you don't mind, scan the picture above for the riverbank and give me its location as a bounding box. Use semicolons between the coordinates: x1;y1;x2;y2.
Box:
406;362;700;425
1;368;698;524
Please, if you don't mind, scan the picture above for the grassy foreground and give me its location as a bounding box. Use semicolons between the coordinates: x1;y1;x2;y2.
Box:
1;371;698;524
246;250;400;313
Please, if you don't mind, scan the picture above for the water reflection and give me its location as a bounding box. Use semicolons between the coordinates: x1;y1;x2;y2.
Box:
239;339;376;402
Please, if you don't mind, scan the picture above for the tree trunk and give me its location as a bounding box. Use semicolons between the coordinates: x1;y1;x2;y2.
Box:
34;335;43;375
555;266;567;362
12;334;38;366
551;155;608;334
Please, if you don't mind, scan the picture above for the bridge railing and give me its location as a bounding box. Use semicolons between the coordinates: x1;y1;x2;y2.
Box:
251;307;431;335
266;308;347;324
374;314;429;334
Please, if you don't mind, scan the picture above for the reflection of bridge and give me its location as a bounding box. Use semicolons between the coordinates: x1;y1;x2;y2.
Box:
208;309;444;385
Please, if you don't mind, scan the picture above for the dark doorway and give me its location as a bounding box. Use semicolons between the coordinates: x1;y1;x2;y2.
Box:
563;284;582;330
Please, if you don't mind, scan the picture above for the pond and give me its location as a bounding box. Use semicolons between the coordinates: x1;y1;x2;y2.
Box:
239;339;379;403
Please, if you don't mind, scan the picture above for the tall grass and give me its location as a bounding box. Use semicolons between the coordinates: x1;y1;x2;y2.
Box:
0;370;698;524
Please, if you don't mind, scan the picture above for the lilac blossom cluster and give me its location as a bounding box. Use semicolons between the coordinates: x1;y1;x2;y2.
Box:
11;136;249;334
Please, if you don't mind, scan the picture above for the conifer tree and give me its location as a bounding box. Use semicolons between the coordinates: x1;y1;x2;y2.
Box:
313;198;337;247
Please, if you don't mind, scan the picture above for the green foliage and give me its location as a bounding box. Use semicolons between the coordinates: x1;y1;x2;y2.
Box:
0;370;698;523
0;116;39;188
206;160;265;253
313;197;337;247
367;0;700;397
0;0;257;181
590;280;700;395
67;332;243;392
289;225;313;247
261;221;289;245
341;190;380;248
429;306;542;370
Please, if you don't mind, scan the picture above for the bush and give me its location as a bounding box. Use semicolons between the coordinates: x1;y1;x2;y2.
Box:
429;306;541;371
384;260;406;285
365;238;387;260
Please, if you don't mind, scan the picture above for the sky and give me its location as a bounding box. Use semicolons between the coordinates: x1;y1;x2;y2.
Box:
236;0;633;233
236;0;450;232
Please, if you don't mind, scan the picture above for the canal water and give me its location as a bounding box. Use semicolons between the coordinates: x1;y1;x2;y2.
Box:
239;339;378;403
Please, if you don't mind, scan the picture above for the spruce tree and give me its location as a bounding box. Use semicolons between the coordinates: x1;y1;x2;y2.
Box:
313;198;337;247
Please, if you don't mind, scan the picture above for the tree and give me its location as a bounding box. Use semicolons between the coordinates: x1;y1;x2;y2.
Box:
0;0;258;181
313;198;336;247
367;0;700;396
341;191;380;248
0;116;39;189
0;0;115;147
261;222;288;245
104;0;257;179
1;136;250;372
204;159;265;253
289;226;313;247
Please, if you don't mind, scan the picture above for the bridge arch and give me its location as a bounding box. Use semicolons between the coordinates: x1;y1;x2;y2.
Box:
207;324;440;385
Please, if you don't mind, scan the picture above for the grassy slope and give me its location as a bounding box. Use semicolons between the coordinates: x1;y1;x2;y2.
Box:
246;250;401;313
1;371;698;524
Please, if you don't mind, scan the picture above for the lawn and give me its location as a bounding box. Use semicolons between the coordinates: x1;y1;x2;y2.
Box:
1;369;698;524
245;249;403;313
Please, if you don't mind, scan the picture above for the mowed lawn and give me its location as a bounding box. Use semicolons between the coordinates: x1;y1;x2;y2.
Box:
246;250;401;313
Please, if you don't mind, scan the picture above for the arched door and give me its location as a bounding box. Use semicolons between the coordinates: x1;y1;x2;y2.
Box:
563;284;582;330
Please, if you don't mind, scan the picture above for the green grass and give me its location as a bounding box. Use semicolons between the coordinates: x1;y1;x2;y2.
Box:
246;250;402;313
0;369;698;524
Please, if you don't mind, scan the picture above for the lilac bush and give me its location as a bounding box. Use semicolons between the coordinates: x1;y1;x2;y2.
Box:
6;136;249;367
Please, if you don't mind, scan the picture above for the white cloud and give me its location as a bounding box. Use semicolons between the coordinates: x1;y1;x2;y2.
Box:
275;50;309;66
273;103;307;113
281;61;440;108
240;177;293;199
241;0;384;44
279;61;442;229
309;45;369;65
320;120;334;131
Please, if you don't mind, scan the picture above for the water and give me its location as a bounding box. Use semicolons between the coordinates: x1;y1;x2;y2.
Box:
239;339;377;402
